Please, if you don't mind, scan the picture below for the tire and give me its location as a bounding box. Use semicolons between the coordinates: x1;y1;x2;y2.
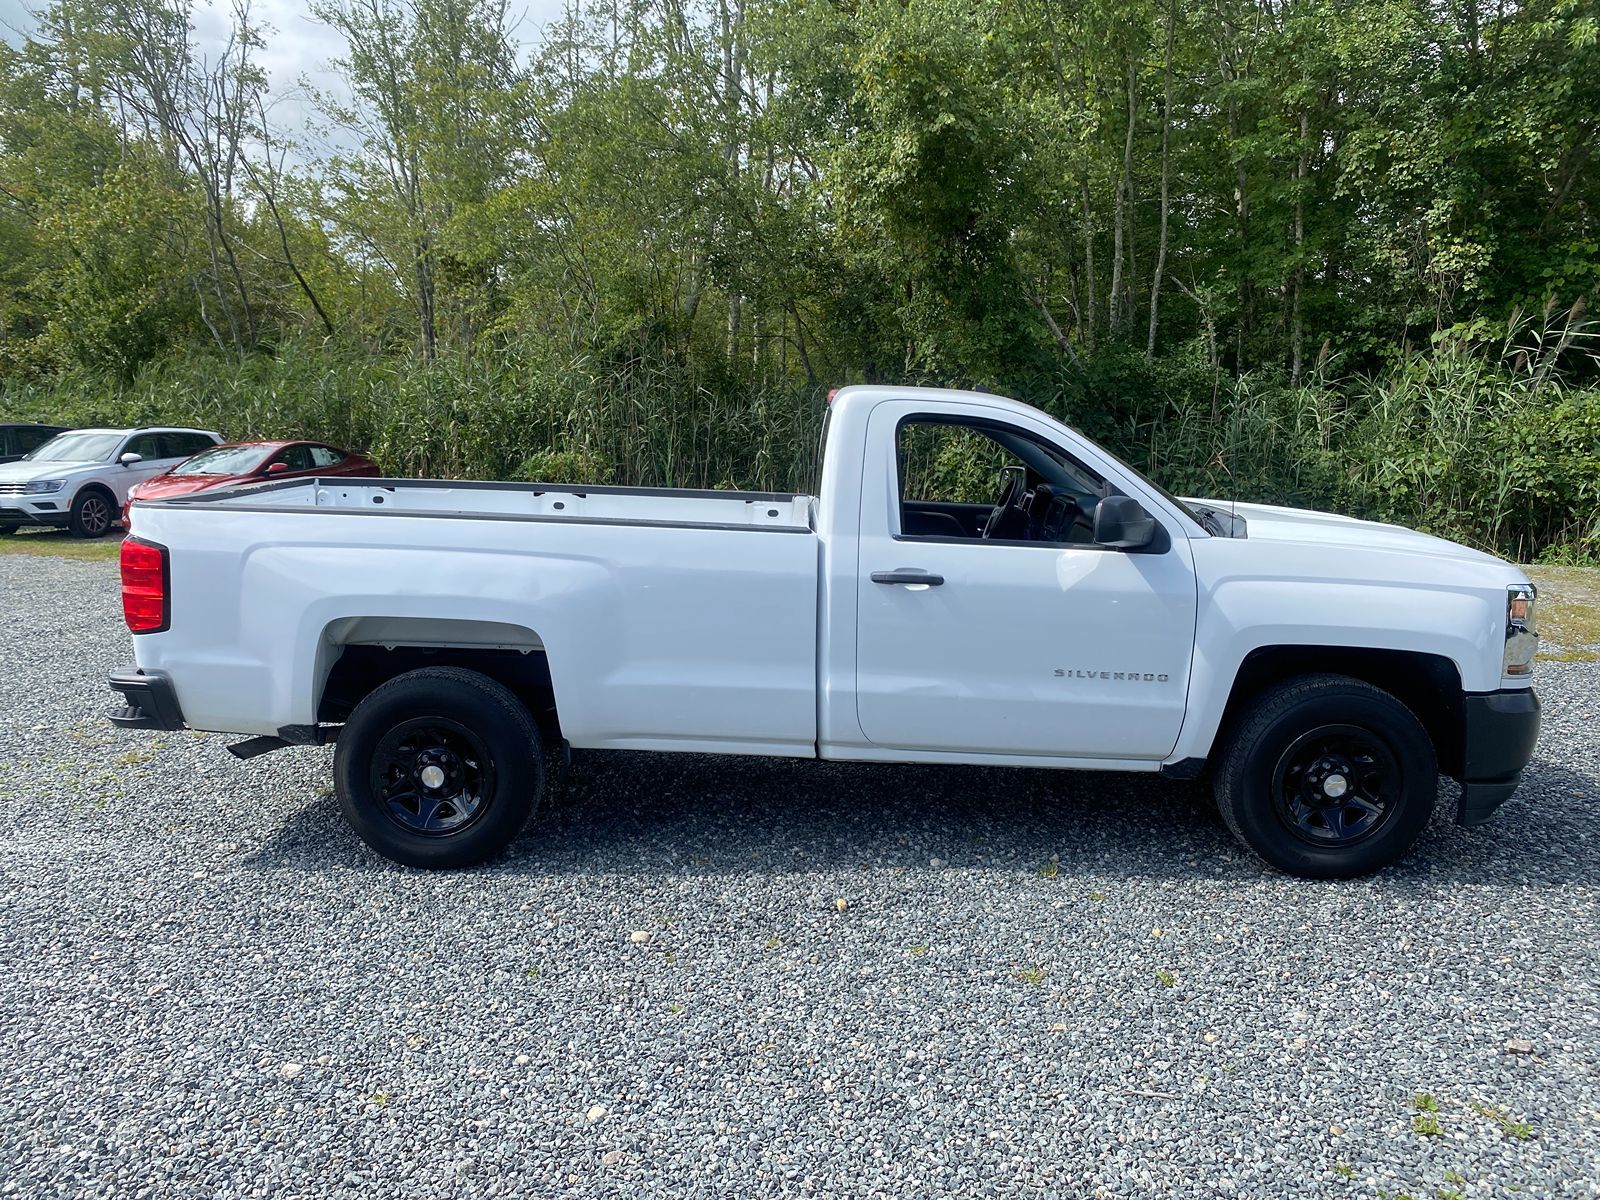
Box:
0;525;14;536
333;667;544;868
68;488;116;538
1214;674;1437;879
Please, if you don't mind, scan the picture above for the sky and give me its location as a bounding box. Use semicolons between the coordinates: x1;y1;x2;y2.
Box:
0;0;571;147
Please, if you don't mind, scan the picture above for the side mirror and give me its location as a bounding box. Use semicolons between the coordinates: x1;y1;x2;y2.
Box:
264;462;289;476
1093;494;1156;550
119;452;143;466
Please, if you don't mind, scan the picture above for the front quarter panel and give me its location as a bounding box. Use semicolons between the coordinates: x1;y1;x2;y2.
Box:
1172;537;1524;762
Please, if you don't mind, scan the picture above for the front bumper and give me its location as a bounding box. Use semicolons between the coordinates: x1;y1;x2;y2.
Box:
1456;688;1541;826
0;501;70;528
107;668;186;731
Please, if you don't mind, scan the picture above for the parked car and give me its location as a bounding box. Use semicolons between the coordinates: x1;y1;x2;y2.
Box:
106;385;1539;879
0;427;222;538
124;440;381;522
0;423;69;464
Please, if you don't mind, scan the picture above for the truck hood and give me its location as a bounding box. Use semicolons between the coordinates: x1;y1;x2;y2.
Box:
131;475;231;501
1187;498;1507;568
0;458;99;482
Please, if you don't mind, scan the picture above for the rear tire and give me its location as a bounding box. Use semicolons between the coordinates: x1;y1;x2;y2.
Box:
334;667;543;868
1214;674;1436;879
68;488;115;538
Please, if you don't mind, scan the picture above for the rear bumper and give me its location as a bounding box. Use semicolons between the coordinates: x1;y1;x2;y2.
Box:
107;668;186;731
1456;688;1540;826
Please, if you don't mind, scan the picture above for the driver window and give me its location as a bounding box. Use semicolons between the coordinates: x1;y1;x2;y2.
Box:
896;417;1106;544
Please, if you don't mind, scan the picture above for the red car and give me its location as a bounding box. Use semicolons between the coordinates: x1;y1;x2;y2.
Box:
124;440;381;522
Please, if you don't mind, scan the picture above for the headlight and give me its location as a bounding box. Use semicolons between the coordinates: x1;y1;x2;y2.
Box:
1503;584;1537;677
23;479;66;494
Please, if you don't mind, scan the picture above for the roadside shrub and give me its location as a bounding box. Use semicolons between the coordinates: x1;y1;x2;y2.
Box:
1;335;1595;561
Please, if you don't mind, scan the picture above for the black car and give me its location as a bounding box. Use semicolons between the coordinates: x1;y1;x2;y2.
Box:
0;423;70;464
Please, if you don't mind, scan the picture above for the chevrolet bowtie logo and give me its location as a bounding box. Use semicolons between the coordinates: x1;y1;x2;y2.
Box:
1054;669;1172;682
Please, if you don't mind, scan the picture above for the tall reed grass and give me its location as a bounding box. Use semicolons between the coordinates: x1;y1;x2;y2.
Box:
2;314;1596;561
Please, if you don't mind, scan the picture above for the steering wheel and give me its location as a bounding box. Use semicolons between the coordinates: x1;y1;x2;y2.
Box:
1032;485;1082;542
982;467;1027;539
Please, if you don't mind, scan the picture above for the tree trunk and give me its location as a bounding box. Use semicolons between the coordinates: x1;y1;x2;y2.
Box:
1147;0;1176;355
1291;109;1308;384
1079;168;1098;351
1030;289;1083;368
1109;61;1137;338
416;235;437;362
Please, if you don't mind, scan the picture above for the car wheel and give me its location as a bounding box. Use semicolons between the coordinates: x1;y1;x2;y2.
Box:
333;667;543;868
1214;674;1436;879
0;525;14;536
68;488;117;538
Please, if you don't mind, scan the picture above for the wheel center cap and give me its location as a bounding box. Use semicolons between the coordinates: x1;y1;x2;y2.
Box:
1322;773;1349;799
419;764;447;790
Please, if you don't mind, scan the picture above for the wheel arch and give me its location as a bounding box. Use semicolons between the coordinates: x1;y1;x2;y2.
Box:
1210;646;1464;778
313;616;562;742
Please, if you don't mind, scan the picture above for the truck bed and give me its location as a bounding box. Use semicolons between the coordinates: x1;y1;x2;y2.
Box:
150;476;816;533
127;475;823;753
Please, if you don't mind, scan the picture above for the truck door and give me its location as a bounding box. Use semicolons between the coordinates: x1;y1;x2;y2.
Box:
852;402;1199;761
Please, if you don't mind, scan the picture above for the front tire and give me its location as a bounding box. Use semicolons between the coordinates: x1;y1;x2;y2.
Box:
68;488;116;538
334;667;544;868
1214;674;1436;879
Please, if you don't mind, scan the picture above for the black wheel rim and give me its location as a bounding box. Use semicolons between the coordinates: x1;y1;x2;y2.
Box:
1271;723;1400;848
80;495;110;535
370;717;495;837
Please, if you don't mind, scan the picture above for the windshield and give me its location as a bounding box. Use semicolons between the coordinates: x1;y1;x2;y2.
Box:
171;444;273;476
24;432;122;462
1086;440;1206;527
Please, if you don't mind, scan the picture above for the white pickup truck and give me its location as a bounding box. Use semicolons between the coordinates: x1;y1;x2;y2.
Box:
108;385;1541;878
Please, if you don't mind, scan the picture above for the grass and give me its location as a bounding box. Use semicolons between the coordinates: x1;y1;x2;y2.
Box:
0;528;123;559
4;321;1599;562
1527;565;1600;661
1472;1101;1535;1140
1412;1093;1443;1136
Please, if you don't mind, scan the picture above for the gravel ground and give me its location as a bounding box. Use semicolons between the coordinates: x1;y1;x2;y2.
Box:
1;553;1597;1200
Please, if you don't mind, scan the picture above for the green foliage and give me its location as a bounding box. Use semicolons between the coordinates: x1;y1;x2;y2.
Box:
0;0;1596;558
2;317;1596;559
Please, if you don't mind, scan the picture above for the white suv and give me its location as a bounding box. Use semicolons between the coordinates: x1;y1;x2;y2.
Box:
0;427;223;538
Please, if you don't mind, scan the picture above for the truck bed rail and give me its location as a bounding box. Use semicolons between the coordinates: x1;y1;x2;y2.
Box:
141;476;816;533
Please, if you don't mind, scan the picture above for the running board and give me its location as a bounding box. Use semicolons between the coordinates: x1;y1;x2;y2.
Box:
227;735;292;760
227;724;339;760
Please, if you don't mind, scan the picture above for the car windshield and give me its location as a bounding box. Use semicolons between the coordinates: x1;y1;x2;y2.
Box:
23;432;122;462
171;444;273;476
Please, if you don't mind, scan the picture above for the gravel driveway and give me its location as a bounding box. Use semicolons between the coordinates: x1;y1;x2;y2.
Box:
2;552;1597;1199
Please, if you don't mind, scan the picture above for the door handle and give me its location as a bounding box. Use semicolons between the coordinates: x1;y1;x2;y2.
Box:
871;570;945;586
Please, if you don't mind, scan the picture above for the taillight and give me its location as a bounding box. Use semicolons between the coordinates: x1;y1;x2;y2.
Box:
121;537;170;633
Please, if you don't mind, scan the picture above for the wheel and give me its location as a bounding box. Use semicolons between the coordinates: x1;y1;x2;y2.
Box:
333;667;544;868
0;525;14;536
1214;674;1436;879
68;488;115;538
